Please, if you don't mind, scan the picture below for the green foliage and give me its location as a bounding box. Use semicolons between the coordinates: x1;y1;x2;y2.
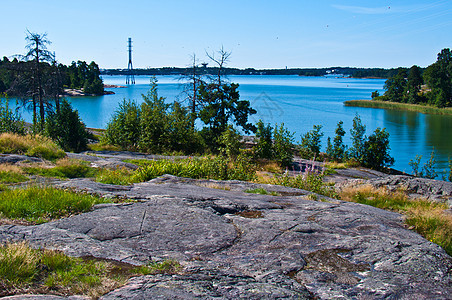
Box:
300;124;323;159
133;155;256;182
271;172;337;198
422;150;437;179
24;159;94;179
371;90;380;99
0;171;28;183
326;120;347;162
423;48;452;108
102;99;141;150
103;79;201;154
198;82;256;150
348;114;366;162
95;167;137;185
383;68;407;103
254;120;273;159
0;186;109;223
273;123;294;167
218;126;242;157
409;154;423;177
45;99;89;152
406;65;423;104
0;96;25;135
361;128;394;170
65;61;104;95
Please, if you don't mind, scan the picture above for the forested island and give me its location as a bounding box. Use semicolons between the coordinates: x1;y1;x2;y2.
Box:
102;66;403;78
346;48;452;111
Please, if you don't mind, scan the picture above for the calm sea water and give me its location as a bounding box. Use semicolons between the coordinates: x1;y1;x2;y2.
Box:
8;75;452;176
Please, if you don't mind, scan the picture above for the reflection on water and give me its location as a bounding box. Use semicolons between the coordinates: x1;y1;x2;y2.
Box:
3;75;451;176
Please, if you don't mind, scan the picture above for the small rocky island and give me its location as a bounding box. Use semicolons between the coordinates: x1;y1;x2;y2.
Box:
0;151;450;299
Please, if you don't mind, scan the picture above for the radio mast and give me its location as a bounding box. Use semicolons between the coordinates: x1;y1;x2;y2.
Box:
126;38;135;85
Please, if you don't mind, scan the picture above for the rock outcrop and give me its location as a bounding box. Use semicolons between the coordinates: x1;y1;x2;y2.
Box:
1;174;450;299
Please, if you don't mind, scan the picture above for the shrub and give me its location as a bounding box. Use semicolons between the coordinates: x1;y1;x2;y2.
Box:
348;114;366;161
0;97;25;135
273;123;295;167
254;120;274;159
218;126;242;158
45;99;89;152
361;128;394;170
300;125;323;159
102;99;141;150
326;120;347;162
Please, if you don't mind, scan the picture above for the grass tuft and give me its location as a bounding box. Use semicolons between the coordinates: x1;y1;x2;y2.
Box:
0;164;28;184
339;185;451;256
0;186;110;223
24;158;95;179
0;133;66;160
245;188;279;196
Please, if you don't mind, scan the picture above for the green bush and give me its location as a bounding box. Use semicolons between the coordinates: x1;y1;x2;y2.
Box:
326;120;347;162
348;114;366;162
361;128;394;170
0;97;25;135
254;120;274;159
300;125;323;159
273;123;294;167
45;99;89;152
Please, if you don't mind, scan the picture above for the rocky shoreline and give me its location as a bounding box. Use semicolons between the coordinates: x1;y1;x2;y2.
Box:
0;151;451;299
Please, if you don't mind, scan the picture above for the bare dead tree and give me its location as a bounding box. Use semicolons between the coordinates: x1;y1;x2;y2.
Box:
205;46;231;87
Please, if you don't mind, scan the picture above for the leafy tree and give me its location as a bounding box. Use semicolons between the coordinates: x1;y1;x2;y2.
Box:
405;65;423;103
371;90;380;99
409;154;423;177
254;120;273;159
423;48;452;107
326;120;347;162
167;101;201;153
349;114;366;162
361;128;394;170
300;125;323;158
198;48;256;151
102;99;141;150
273;123;294;167
383;68;407;103
45;99;88;152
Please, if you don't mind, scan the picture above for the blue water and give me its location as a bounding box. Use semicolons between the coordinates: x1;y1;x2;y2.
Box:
7;75;452;176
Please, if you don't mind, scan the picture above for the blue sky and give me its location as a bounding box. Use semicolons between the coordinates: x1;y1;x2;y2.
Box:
1;0;451;69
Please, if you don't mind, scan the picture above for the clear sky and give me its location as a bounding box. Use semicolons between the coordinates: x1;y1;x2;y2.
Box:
1;0;451;69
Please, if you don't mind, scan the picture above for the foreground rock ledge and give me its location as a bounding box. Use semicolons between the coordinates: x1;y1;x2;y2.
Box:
0;175;450;299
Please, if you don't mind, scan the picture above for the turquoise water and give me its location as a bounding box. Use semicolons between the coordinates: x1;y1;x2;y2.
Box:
7;75;452;176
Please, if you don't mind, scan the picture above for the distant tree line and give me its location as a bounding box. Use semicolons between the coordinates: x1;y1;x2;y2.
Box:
101;66;402;79
377;48;451;107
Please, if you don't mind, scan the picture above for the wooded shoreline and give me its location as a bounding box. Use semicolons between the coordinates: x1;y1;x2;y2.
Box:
344;100;452;115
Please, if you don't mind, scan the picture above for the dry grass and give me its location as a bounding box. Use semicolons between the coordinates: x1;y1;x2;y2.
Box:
0;133;65;160
339;184;451;255
0;164;24;174
197;182;231;191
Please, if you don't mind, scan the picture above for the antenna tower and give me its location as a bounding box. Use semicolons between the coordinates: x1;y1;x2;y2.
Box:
126;37;135;84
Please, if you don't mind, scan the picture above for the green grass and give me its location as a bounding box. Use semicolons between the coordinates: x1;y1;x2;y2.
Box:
0;170;28;184
0;133;66;160
0;242;182;298
24;159;95;179
267;173;338;198
344;100;452;115
0;186;110;223
95;167;137;185
340;185;451;256
132;155;257;182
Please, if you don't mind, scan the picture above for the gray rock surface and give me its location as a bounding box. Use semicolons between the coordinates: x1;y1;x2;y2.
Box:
1;176;450;299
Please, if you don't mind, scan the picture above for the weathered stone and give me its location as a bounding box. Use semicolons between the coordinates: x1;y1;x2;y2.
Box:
1;176;450;299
